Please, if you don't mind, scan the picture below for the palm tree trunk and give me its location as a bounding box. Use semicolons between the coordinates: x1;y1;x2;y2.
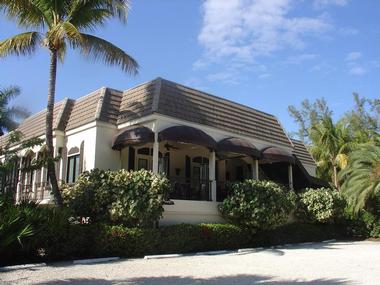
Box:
46;50;63;207
333;166;338;189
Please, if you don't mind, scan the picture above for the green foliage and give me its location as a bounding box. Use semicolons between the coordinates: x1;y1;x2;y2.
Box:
3;221;355;266
0;86;30;134
288;93;379;186
62;169;171;227
340;143;380;214
0;194;34;251
218;180;296;230
296;188;346;223
309;117;355;187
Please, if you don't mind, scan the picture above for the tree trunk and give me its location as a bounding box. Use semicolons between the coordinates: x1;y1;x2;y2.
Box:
333;166;338;189
46;50;63;207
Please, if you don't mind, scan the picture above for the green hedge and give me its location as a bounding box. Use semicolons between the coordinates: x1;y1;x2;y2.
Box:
219;180;296;230
1;222;355;266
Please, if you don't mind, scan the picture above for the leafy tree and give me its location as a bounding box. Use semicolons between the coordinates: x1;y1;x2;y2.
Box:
341;93;379;143
0;86;30;135
288;98;332;142
340;142;380;214
0;0;138;206
309;117;355;188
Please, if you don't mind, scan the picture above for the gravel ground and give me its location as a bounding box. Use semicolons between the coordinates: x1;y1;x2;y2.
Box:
1;241;379;285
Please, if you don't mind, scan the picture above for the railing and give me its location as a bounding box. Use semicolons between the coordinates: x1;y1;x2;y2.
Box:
168;177;212;201
19;184;33;201
18;182;52;202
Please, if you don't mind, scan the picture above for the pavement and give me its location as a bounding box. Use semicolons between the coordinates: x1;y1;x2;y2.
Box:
1;241;379;285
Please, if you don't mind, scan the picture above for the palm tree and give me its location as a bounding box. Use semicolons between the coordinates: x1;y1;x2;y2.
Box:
0;0;138;206
340;142;380;213
0;86;30;136
309;116;355;188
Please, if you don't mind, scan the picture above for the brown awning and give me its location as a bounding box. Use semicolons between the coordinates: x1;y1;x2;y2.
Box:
217;137;260;158
261;147;295;164
112;125;154;150
158;125;217;150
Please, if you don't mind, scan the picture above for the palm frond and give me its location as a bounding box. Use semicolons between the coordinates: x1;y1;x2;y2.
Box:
0;32;42;57
0;86;21;101
75;33;138;74
0;0;47;28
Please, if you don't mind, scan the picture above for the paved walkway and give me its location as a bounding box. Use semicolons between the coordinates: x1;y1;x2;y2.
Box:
1;241;379;285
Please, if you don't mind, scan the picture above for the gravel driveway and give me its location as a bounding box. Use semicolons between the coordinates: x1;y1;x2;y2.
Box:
1;241;379;285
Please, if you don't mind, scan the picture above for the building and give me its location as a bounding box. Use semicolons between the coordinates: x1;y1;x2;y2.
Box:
0;78;326;224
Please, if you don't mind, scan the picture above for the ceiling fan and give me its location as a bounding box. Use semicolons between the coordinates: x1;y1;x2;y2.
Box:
164;143;179;151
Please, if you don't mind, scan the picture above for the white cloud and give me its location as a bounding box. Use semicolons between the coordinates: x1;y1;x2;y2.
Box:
198;0;331;63
349;66;367;76
313;0;348;9
258;73;271;79
284;53;319;64
338;27;358;36
345;51;362;62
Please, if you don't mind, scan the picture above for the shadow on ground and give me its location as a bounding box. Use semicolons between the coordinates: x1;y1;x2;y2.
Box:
37;274;349;285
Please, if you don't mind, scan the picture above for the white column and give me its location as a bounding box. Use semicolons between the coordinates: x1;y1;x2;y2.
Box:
59;156;64;181
209;151;216;201
252;158;259;180
288;164;293;190
152;132;159;174
15;182;21;204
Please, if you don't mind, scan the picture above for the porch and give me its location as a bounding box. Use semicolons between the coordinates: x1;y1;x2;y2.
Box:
113;125;296;204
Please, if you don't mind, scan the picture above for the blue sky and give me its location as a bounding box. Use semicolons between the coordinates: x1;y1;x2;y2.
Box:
0;0;379;135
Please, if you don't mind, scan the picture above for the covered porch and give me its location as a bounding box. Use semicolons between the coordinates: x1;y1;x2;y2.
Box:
112;124;296;203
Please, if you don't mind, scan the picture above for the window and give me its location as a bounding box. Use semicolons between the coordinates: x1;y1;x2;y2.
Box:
67;155;80;183
138;158;148;170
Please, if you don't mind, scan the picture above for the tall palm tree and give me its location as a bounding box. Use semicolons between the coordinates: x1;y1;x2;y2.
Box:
340;142;380;213
0;0;138;206
309;116;355;188
0;86;30;136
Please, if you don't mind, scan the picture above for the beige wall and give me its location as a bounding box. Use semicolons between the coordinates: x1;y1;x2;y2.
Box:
161;200;225;225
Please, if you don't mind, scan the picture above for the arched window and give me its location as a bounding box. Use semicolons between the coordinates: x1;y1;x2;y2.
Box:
67;147;80;183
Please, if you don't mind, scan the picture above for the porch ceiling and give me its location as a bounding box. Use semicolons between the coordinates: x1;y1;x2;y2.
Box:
260;146;295;164
112;125;154;150
158;125;217;150
217;137;260;158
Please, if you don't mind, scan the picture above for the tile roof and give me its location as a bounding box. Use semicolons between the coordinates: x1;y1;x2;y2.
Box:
291;139;316;166
118;78;293;148
1;78;302;154
0;99;71;146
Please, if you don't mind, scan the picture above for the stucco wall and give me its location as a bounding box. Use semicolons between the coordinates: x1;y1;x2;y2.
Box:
94;124;120;170
161;200;225;225
66;125;97;171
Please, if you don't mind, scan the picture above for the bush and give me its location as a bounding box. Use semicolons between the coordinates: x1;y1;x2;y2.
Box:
296;188;346;224
62;169;171;227
218;180;296;230
0;198;73;265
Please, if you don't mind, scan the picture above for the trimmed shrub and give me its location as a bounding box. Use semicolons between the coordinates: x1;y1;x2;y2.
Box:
218;180;296;230
296;188;346;224
62;169;171;227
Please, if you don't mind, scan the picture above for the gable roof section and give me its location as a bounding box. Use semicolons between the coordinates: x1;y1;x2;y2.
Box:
0;99;71;146
118;80;157;123
291;139;316;166
119;78;293;148
65;87;123;130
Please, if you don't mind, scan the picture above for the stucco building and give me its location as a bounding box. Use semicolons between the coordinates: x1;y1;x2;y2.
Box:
0;78;325;224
